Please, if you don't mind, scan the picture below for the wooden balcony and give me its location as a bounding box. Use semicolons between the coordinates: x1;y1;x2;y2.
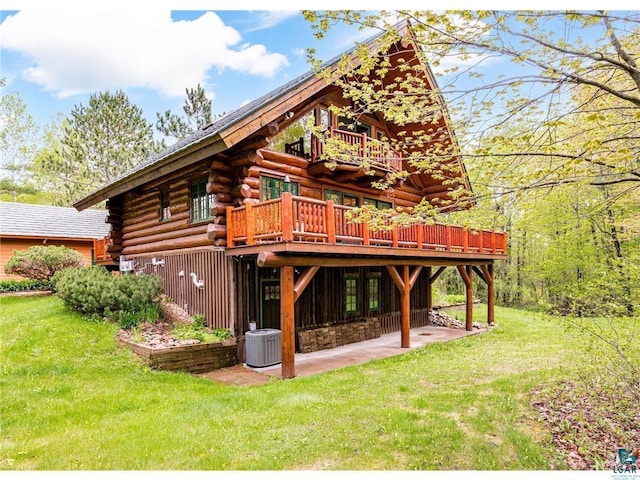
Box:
286;128;403;180
226;193;507;260
94;236;111;263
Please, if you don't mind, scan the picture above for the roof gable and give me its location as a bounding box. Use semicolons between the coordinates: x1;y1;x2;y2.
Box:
74;21;470;211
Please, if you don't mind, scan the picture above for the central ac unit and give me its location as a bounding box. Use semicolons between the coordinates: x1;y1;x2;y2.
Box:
245;329;281;367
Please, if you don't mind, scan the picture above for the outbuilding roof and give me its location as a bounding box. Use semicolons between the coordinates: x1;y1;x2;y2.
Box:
0;202;109;240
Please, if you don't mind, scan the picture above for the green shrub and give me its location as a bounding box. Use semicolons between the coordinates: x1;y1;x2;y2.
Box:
5;245;85;281
52;267;162;322
0;279;50;293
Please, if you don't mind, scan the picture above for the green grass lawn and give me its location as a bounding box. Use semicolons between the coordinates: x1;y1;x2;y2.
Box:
1;295;589;470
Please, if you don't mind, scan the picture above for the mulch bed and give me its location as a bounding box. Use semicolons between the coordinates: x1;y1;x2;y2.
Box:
531;378;640;470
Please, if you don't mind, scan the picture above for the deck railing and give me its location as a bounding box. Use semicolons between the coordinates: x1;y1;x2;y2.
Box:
301;127;403;173
93;236;111;263
227;192;508;255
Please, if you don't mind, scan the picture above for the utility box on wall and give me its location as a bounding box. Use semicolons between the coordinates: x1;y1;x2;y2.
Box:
245;329;281;367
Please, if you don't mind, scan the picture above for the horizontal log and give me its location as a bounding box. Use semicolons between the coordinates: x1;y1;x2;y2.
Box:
213;239;227;247
206;223;226;240
213;193;232;204
206;182;231;194
122;210;190;235
122;215;190;241
210;203;231;217
208;171;232;185
123;224;208;248
213;216;226;225
231;184;253;198
210;159;232;172
256;251;496;268
242;176;260;190
259;148;309;168
122;233;213;256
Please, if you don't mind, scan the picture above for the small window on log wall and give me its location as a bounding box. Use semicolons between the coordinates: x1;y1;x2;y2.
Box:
190;178;213;222
160;189;171;221
260;176;299;201
344;274;359;314
367;274;381;312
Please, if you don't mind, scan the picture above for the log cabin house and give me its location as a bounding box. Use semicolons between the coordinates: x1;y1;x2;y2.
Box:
74;23;507;378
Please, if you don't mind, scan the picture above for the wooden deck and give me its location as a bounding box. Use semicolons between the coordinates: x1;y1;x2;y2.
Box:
226;192;507;259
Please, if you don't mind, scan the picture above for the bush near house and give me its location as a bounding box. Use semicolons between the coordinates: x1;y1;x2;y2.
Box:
5;245;85;282
52;267;162;326
0;278;50;293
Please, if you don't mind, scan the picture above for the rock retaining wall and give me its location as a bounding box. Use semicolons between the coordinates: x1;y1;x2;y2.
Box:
297;318;381;353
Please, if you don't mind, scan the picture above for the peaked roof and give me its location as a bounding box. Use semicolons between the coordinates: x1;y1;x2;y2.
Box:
75;21;469;211
0;202;109;239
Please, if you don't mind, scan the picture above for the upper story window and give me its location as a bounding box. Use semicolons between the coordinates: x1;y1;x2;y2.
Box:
190;178;214;222
160;189;171;221
364;198;392;210
260;176;299;201
324;189;360;207
315;106;331;131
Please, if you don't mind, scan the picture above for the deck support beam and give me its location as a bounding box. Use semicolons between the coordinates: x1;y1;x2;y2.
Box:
457;265;474;331
386;265;422;348
480;264;495;326
280;265;296;379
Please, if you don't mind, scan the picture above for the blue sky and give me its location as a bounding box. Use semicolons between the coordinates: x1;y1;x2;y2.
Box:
0;6;377;135
1;3;635;139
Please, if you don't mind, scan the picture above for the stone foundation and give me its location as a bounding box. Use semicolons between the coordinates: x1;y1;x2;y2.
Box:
297;318;381;353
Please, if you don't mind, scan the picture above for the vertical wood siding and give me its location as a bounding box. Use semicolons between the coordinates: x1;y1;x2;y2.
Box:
130;249;230;329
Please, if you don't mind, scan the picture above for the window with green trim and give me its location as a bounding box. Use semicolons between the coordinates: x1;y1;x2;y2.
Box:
260;176;299;200
324;189;360;207
367;275;381;312
160;189;171;221
364;197;392;209
344;274;359;314
190;178;214;222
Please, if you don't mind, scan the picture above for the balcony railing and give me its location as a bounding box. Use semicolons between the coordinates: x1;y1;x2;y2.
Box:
227;193;507;256
286;127;403;173
93;236;111;263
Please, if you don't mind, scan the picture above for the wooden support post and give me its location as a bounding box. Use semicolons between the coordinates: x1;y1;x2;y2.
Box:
392;225;399;248
326;200;336;243
226;206;235;247
245;202;255;245
281;192;293;242
401;265;410;348
281;265;295;379
362;222;370;246
481;264;495;326
457;265;473;331
446;225;452;251
416;224;423;249
385;265;411;348
463;229;469;253
294;266;320;302
426;266;432;310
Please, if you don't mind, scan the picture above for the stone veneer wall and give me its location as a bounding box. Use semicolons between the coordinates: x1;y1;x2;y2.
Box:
297;318;381;353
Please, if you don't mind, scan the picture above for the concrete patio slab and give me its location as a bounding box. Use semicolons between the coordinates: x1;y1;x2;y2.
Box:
252;325;485;379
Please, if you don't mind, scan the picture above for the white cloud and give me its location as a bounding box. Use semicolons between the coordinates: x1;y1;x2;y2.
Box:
246;11;299;32
0;10;289;98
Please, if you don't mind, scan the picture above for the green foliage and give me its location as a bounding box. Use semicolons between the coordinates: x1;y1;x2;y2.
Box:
36;90;161;203
52;267;162;322
0;278;50;293
172;314;231;343
156;83;213;142
0;88;39;185
116;304;161;330
5;245;85;281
